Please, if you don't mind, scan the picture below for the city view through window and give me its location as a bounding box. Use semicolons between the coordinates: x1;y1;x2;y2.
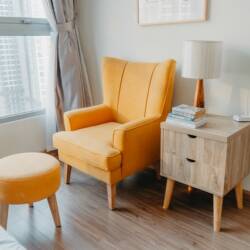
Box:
0;0;50;118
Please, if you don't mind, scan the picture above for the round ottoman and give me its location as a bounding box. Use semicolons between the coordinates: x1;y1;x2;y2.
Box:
0;153;61;229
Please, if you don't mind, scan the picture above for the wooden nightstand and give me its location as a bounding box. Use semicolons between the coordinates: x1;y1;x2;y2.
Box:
160;114;250;232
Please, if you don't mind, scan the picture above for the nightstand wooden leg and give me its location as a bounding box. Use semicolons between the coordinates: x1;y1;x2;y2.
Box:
235;181;243;209
163;179;175;210
213;195;223;232
187;186;193;193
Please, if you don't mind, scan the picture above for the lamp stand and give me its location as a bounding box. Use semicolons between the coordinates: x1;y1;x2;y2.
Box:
193;79;204;108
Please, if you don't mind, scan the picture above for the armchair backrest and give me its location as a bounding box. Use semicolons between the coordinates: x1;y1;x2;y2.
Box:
102;57;176;123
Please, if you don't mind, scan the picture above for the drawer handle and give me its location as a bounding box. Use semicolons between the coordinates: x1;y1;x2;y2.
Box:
186;158;196;163
187;134;197;139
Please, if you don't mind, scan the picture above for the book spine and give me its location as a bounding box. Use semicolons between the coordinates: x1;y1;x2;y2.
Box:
172;107;205;116
166;117;207;128
166;118;196;128
167;117;194;125
172;110;195;119
168;113;194;121
172;107;196;115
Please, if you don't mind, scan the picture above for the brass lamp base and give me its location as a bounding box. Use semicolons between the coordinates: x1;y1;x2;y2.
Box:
193;79;204;108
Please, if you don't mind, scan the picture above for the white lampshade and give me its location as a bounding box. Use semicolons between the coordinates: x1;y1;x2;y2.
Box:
182;40;223;79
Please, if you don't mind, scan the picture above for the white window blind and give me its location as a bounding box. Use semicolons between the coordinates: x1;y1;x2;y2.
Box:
0;0;51;122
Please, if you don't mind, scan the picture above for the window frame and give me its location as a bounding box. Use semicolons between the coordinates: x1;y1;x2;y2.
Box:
0;16;51;36
0;13;51;122
0;108;45;124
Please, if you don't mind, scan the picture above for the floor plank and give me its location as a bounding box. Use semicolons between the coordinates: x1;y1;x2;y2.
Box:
6;167;250;250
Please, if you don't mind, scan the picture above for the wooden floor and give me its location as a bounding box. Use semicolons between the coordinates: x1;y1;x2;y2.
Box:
6;167;250;250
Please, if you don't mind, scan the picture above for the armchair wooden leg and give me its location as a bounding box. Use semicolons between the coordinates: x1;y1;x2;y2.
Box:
107;184;116;210
47;194;61;227
64;164;72;184
235;181;243;209
0;204;9;229
213;195;223;232
155;163;161;181
163;179;175;209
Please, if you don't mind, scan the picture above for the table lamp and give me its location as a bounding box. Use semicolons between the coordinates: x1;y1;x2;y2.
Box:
182;40;223;108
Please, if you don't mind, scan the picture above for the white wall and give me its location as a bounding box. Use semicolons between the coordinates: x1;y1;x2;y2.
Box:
0;115;46;158
78;0;250;189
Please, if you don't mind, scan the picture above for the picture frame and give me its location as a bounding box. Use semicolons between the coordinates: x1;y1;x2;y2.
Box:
138;0;208;26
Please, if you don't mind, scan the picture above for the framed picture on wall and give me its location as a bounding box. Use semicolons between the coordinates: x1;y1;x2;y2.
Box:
138;0;208;26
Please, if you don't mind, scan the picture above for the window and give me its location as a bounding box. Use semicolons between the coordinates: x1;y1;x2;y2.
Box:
0;0;46;18
0;0;51;122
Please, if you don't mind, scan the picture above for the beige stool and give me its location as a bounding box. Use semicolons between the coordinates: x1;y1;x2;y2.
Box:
0;153;61;229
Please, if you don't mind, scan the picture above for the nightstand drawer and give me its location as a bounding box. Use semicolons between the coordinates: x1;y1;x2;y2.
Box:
161;152;225;195
161;153;194;184
162;130;200;160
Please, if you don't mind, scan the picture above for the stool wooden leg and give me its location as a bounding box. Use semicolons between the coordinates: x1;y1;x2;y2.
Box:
235;181;243;209
213;195;223;232
0;204;9;229
29;203;34;208
107;184;116;210
64;164;72;184
47;194;61;227
163;179;175;210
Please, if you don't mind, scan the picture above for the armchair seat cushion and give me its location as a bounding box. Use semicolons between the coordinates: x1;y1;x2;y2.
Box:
53;122;122;171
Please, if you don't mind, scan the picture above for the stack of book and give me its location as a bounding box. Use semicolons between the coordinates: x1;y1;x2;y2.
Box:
166;104;207;128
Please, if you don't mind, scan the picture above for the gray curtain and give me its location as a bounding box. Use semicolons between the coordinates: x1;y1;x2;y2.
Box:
43;0;93;130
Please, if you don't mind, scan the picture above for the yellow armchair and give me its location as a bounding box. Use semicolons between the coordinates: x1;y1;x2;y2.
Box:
53;57;176;209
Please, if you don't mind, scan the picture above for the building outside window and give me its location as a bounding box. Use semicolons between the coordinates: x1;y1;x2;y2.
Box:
0;0;51;121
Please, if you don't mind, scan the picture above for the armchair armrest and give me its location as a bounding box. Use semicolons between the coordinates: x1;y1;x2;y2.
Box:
64;104;114;131
113;116;161;177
